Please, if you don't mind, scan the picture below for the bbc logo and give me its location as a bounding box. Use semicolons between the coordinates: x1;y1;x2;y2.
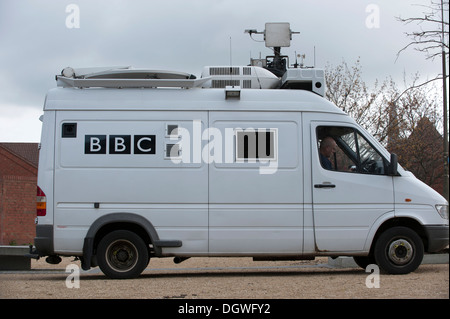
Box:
85;135;156;155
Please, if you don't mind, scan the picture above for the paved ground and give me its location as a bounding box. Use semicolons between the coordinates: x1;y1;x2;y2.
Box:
0;256;448;300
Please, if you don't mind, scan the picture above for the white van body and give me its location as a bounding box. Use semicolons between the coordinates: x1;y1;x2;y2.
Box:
32;66;448;278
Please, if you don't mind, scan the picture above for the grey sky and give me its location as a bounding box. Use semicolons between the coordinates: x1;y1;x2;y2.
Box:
0;0;445;142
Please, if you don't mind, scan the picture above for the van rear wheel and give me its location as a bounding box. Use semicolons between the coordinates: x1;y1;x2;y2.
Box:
97;230;149;279
374;226;424;275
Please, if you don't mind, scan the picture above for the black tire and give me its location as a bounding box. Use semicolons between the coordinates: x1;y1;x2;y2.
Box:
374;226;424;275
353;255;376;270
97;230;149;279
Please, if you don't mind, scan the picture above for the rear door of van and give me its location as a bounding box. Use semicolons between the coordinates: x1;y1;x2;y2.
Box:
53;110;209;255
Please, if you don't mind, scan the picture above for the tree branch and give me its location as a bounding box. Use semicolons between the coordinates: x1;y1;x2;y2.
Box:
393;75;448;103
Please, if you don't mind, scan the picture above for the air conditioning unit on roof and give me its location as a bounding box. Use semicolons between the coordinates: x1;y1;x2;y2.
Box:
200;66;280;89
280;68;325;97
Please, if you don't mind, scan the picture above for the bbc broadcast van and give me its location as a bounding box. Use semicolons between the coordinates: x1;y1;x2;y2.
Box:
29;25;448;279
27;63;448;279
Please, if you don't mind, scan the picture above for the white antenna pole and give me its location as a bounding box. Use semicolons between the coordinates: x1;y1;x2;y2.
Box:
229;37;233;67
229;37;233;85
314;46;316;68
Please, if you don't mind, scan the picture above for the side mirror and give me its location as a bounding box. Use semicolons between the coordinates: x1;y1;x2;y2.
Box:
389;153;398;176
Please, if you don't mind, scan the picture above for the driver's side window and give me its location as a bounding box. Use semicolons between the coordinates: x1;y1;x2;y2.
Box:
317;126;387;175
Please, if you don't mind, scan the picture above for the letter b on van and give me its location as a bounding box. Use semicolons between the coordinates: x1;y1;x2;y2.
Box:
85;135;106;154
110;135;131;154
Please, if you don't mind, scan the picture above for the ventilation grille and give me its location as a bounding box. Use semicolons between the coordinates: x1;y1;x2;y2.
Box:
242;80;251;88
243;67;252;75
212;80;240;88
210;67;240;76
209;67;252;76
211;80;252;88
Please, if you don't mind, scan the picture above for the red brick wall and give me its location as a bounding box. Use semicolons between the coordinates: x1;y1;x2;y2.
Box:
0;146;38;245
0;176;37;245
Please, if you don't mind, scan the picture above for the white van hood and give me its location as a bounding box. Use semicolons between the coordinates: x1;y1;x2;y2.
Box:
397;171;447;204
394;170;448;225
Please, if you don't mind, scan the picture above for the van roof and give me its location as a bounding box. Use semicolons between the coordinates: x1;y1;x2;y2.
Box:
44;87;346;114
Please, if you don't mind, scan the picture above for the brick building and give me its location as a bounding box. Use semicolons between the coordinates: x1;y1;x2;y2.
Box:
0;143;39;245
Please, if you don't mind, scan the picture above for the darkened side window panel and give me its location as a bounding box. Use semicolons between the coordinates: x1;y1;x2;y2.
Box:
236;129;276;161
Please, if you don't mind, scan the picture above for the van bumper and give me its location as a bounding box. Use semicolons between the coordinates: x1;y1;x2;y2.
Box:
424;225;449;252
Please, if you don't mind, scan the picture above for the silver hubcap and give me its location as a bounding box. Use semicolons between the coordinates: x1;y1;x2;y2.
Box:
105;239;139;272
388;239;413;265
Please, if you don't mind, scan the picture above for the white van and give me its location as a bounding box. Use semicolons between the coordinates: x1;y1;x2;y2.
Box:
30;65;448;279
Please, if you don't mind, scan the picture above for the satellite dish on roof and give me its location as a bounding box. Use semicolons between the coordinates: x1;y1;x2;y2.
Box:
60;66;195;80
56;67;207;89
245;23;300;77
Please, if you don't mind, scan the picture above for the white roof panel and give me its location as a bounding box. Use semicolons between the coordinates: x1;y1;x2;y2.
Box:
44;87;346;115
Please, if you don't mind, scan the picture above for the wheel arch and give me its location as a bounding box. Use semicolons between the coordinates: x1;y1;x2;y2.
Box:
81;213;161;270
369;217;428;254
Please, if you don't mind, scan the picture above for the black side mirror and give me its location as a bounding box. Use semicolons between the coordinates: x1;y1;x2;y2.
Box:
389;153;398;176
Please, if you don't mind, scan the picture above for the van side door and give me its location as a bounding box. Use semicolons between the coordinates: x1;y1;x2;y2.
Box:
311;122;394;252
208;111;303;255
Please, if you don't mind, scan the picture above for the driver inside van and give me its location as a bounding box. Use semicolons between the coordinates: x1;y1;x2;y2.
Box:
319;136;337;170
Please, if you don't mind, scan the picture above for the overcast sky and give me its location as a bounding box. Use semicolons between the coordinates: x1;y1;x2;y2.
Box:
0;0;445;142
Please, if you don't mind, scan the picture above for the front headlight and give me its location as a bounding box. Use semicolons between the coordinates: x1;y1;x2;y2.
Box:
435;205;449;220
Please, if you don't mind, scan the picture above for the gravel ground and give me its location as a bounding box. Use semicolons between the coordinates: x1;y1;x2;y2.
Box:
0;256;448;299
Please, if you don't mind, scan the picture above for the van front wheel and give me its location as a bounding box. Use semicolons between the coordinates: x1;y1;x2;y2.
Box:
97;230;149;279
374;226;424;274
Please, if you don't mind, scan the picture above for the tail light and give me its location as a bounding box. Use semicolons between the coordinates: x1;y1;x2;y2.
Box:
37;186;47;216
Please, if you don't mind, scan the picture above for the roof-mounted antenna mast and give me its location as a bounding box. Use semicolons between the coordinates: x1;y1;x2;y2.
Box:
244;22;325;97
229;36;234;83
245;23;299;77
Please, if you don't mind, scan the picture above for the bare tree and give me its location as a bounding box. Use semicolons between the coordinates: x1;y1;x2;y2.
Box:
393;117;444;193
397;0;449;200
397;0;448;60
382;74;442;139
325;58;386;133
325;59;445;195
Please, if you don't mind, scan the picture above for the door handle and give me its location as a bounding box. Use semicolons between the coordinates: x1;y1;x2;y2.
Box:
314;183;336;189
